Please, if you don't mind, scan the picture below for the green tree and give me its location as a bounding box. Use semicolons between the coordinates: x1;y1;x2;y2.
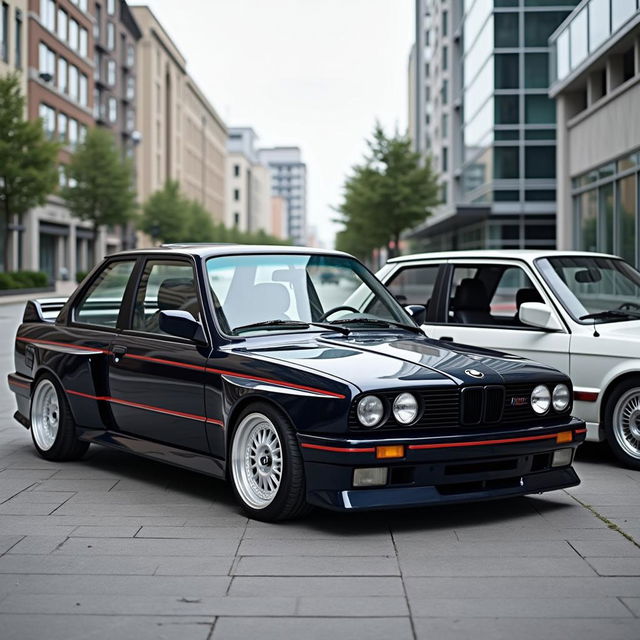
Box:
0;74;60;271
186;199;216;241
140;180;189;244
335;123;440;259
62;127;137;241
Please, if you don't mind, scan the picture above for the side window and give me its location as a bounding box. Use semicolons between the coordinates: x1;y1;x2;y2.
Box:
74;260;135;328
132;260;201;335
448;264;542;327
385;265;440;306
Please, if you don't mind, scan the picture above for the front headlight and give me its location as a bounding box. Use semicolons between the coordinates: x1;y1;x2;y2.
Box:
393;392;418;424
552;384;570;412
531;385;551;415
357;395;384;427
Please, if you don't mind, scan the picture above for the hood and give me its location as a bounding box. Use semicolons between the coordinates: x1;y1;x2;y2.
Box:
235;330;565;393
573;319;640;359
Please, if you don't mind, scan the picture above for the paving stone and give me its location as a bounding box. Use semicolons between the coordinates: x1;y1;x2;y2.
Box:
212;617;414;640
136;526;245;539
228;576;405;597
69;526;142;538
55;537;239;556
587;557;640;576
569;538;640;557
6;535;68;555
233;555;399;576
0;614;214;640
0;535;22;555
297;596;409;617
237;538;396;556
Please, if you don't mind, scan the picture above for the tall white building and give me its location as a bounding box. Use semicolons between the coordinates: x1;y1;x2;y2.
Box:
226;127;272;234
258;146;307;245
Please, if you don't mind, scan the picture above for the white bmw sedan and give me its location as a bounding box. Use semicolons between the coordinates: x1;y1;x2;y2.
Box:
374;250;640;469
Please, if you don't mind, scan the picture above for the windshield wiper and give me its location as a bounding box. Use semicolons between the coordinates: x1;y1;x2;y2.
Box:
328;317;423;334
579;309;640;321
233;319;350;335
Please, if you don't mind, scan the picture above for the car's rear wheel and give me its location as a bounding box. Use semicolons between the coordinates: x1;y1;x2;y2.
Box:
30;375;89;461
604;379;640;470
230;402;311;521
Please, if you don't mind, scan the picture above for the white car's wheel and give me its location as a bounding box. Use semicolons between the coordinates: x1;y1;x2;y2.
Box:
229;402;311;521
30;375;89;461
605;380;640;470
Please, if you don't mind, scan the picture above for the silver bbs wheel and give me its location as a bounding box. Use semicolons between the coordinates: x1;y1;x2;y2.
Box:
612;388;640;460
31;379;60;451
231;412;283;510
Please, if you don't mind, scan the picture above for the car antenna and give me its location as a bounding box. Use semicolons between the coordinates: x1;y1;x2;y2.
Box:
591;317;600;338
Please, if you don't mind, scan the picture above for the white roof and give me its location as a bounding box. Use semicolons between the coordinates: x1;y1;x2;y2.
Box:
388;250;620;264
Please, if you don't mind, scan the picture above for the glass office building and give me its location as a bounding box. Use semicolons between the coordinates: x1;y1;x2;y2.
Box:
550;1;640;267
409;0;579;251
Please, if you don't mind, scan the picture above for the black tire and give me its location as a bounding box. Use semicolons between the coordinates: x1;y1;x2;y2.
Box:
603;377;640;471
229;401;312;522
30;374;89;461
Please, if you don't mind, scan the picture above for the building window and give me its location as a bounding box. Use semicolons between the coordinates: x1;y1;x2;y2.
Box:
495;95;519;124
39;103;56;139
234;213;240;226
126;108;134;131
612;0;637;32
57;57;68;93
94;3;101;40
107;0;115;15
40;0;55;31
442;45;448;71
69;118;79;148
79;124;87;144
57;112;68;142
524;53;548;89
495;12;518;48
108;97;117;123
1;2;9;63
107;22;115;50
69;18;79;51
107;59;116;86
494;147;519;179
233;164;240;177
69;65;78;101
495;54;519;89
14;9;22;68
38;42;56;82
126;43;135;67
525;147;556;179
442;10;448;37
79;27;88;57
442;147;448;172
57;8;67;41
622;46;636;83
234;189;240;201
619;175;637;264
525;95;556;124
126;76;135;100
79;73;88;107
525;11;568;47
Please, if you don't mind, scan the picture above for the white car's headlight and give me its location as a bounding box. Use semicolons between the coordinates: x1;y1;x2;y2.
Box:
531;385;551;415
357;395;384;427
393;393;419;424
552;384;570;412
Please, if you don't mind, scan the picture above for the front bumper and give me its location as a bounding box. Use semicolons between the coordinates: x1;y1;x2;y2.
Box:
299;418;586;511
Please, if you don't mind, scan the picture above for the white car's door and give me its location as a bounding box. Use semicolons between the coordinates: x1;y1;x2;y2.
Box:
422;259;571;374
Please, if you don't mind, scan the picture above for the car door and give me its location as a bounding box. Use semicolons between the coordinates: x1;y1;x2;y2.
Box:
108;257;212;452
423;259;571;374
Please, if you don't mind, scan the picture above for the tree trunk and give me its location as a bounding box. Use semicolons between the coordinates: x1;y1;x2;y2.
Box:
92;221;99;268
3;197;11;273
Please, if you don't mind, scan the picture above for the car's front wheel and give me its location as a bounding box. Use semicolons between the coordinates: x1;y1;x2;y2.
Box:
230;402;310;521
604;379;640;470
30;375;89;461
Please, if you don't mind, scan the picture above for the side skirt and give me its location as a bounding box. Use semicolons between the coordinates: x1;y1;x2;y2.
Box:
77;427;226;480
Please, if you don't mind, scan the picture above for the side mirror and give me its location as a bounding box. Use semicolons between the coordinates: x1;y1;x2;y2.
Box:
405;304;426;325
159;310;207;344
519;302;562;332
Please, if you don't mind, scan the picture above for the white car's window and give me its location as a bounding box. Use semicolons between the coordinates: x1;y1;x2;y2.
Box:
538;256;640;323
384;265;440;306
448;264;542;327
75;260;135;328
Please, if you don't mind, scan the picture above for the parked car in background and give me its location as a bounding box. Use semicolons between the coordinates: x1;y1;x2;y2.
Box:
8;245;584;521
373;250;640;470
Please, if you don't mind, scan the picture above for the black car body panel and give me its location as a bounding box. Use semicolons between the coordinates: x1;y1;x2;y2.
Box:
9;245;585;512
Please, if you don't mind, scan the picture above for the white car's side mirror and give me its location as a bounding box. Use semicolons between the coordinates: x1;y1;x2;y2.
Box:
519;302;562;332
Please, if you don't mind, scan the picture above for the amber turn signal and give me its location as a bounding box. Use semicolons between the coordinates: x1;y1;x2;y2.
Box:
376;445;405;459
556;431;572;444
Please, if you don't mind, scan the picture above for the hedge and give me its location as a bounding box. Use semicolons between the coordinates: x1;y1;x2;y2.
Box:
0;271;49;290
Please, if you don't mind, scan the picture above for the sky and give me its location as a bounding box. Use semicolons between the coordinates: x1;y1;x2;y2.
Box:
141;0;414;247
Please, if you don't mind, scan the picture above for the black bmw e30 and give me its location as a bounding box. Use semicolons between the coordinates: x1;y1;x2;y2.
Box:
8;245;586;521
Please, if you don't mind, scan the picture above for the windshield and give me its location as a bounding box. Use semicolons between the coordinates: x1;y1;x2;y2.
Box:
206;253;412;335
537;256;640;323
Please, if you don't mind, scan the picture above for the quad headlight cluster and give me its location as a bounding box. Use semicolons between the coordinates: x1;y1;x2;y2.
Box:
356;392;419;428
531;383;570;415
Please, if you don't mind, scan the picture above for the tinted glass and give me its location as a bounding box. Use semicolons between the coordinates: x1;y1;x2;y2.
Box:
133;261;200;334
384;265;440;306
75;260;135;327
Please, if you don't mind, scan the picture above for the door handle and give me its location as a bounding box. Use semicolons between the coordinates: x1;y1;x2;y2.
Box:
440;336;454;342
112;345;127;363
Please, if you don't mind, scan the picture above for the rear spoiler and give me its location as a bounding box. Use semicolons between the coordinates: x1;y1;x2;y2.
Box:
23;298;68;323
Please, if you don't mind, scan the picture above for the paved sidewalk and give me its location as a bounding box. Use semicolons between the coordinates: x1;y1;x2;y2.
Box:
0;281;76;307
0;303;639;639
